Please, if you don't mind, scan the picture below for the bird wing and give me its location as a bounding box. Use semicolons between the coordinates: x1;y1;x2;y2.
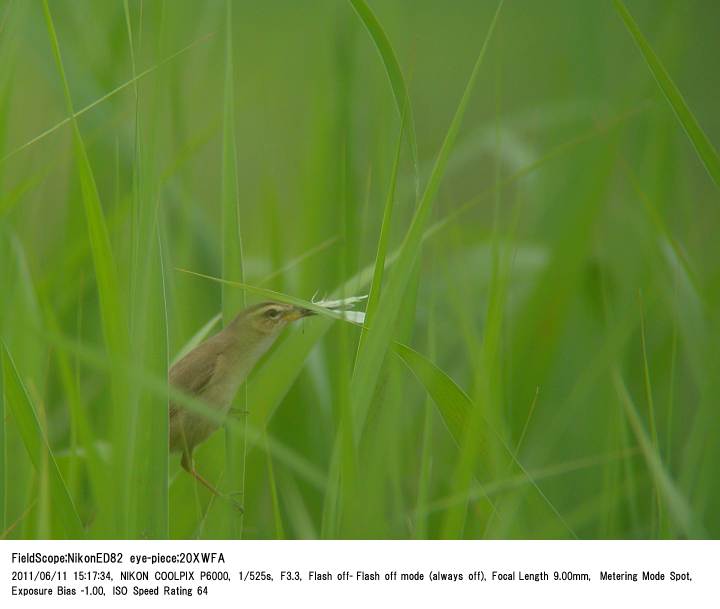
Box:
168;341;219;419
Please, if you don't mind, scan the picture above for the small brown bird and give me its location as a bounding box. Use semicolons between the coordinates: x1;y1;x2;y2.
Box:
169;301;314;504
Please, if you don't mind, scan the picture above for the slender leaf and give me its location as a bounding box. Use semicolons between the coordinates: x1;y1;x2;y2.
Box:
350;0;505;438
393;343;472;446
613;0;720;189
176;269;364;326
0;343;4;532
1;345;84;538
355;107;405;361
42;0;128;535
394;341;577;538
220;0;247;538
122;0;170;540
264;431;285;540
0;32;214;165
348;0;419;194
612;370;703;538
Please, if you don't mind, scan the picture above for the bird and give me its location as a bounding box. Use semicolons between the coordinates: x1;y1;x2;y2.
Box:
168;301;314;506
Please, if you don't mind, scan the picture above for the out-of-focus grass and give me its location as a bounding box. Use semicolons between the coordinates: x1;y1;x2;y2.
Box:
1;0;719;539
219;0;246;539
613;0;720;189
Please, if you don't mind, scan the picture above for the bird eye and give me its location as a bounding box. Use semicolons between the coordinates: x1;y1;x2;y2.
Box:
265;308;281;319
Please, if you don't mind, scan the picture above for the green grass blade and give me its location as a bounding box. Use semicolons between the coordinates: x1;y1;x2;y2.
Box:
264;431;285;539
220;0;245;335
0;32;214;166
425;449;639;515
1;345;84;538
348;0;419;194
612;370;703;538
121;1;171;539
350;0;504;437
393;343;473;446
0;343;5;532
413;303;436;539
613;0;720;189
638;294;662;534
40;0;126;358
176;269;364;326
43;306;109;534
394;341;576;538
42;0;128;536
355;109;404;360
221;0;247;539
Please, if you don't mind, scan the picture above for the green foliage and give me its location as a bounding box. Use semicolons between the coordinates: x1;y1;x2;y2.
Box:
1;0;718;539
613;0;720;190
348;0;419;194
2;345;84;538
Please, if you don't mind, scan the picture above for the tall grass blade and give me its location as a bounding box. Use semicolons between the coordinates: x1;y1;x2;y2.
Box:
221;0;247;538
264;431;285;539
42;0;128;536
123;0;170;540
1;345;84;538
350;0;504;439
348;0;419;194
0;344;4;532
413;302;436;539
613;0;720;189
612;370;703;538
355;108;404;360
43;307;109;535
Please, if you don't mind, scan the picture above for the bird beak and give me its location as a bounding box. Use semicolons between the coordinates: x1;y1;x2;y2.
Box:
283;306;316;322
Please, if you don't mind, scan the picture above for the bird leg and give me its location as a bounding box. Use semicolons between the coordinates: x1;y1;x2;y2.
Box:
181;451;244;513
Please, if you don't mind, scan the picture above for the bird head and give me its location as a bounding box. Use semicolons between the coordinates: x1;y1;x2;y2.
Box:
243;301;315;335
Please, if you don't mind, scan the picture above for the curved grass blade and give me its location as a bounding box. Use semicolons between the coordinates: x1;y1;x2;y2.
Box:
1;345;84;538
612;370;704;538
350;0;505;438
348;0;418;194
613;0;720;189
394;341;576;538
393;343;472;446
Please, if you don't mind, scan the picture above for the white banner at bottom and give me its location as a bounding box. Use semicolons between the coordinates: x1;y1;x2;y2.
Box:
1;540;715;608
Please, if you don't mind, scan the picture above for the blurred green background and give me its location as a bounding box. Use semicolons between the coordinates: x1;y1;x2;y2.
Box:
1;0;719;539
